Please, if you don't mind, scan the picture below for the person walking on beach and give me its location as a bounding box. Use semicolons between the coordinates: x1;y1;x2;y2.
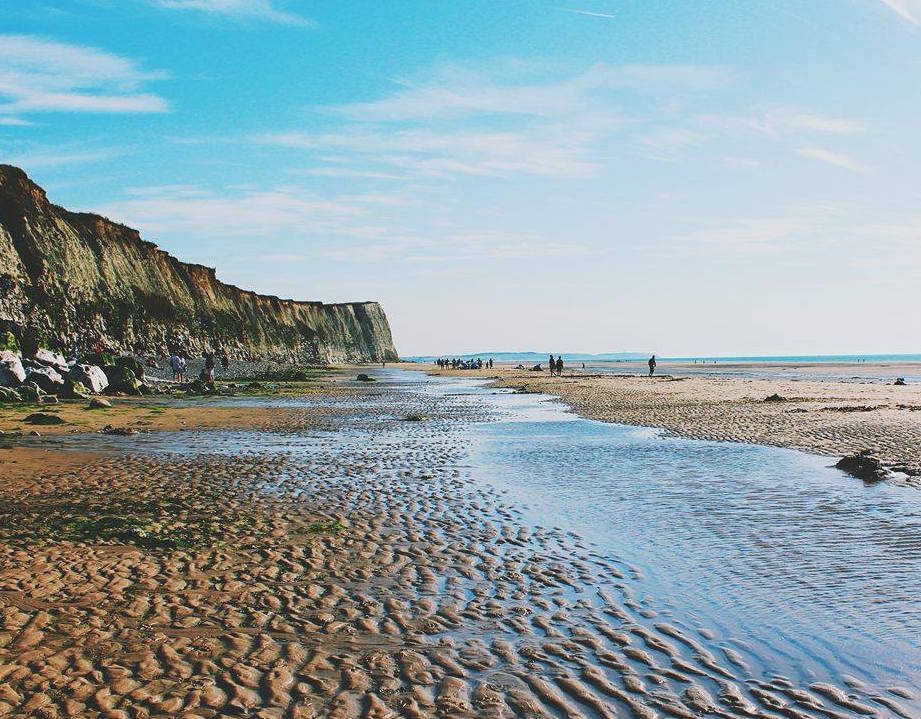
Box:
648;354;657;376
549;354;556;376
556;355;564;376
170;351;183;382
204;352;216;383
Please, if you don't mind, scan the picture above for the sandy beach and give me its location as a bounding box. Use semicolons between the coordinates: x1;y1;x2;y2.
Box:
1;369;918;718
414;362;921;480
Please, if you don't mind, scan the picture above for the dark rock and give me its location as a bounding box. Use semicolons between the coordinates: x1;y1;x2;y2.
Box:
113;355;146;381
67;364;108;394
102;425;137;435
0;386;21;402
25;365;64;393
88;397;112;409
894;377;906;386
39;395;59;404
103;365;142;395
24;412;66;425
764;393;786;402
60;379;91;400
835;450;887;482
17;381;44;402
356;374;375;382
0;351;25;387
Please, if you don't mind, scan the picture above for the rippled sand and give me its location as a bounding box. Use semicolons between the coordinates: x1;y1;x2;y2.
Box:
0;375;916;718
420;364;921;479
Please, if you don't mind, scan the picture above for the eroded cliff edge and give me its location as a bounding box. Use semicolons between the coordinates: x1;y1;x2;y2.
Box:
0;165;398;362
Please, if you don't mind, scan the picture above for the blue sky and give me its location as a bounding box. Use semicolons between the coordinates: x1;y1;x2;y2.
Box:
2;0;920;356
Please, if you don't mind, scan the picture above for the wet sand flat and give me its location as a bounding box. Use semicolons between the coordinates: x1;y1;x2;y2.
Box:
0;371;917;718
416;363;921;478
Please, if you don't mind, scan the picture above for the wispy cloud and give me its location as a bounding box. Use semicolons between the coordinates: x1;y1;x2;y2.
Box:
4;146;123;169
0;35;167;115
148;0;313;26
101;184;370;239
564;9;617;20
255;126;600;179
333;62;733;122
700;111;865;137
797;146;869;173
877;0;921;26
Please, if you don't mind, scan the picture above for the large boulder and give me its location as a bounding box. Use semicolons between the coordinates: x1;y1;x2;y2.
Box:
17;381;44;402
67;364;108;394
103;366;142;396
114;355;146;382
0;386;21;402
26;365;64;393
61;379;91;400
0;351;25;387
32;348;68;373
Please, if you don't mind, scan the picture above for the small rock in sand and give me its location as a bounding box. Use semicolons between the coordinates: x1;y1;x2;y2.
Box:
24;412;66;425
835;450;887;482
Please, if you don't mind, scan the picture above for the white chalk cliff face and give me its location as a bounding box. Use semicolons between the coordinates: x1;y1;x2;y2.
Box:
0;165;398;363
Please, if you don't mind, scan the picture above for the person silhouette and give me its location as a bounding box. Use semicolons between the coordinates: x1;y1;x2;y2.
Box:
648;354;657;376
556;355;564;377
548;354;556;376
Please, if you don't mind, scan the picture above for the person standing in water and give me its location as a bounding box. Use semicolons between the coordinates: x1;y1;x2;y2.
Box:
648;354;657;376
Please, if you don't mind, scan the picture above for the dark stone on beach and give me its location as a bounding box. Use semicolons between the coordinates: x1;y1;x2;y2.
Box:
24;412;66;425
764;393;786;402
103;365;142;395
894;377;906;386
17;382;44;402
26;365;64;393
40;395;58;404
102;425;137;436
356;374;375;382
835;450;887;482
89;397;112;409
403;414;425;422
60;379;91;400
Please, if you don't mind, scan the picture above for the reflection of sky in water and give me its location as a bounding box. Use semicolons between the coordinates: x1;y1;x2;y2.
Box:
26;368;921;695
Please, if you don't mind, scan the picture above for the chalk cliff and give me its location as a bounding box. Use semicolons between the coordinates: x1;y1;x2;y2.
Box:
0;165;397;362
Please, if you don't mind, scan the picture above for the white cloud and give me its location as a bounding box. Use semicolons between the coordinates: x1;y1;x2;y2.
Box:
797;146;869;173
637;128;706;161
332;62;731;122
149;0;313;26
0;35;167;115
564;9;617;20
5;147;122;169
254;127;600;178
100;184;369;239
878;0;921;26
700;112;865;137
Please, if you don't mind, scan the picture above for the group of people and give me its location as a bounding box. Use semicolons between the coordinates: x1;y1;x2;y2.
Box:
169;348;231;384
548;354;565;376
436;357;494;370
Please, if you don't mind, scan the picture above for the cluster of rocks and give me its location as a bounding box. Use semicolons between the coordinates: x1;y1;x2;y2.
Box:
0;348;153;404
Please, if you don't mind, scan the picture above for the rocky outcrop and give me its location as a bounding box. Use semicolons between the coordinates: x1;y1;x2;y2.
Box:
0;165;398;363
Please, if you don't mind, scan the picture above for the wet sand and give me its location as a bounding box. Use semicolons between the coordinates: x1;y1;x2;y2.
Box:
413;363;921;478
0;371;917;718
